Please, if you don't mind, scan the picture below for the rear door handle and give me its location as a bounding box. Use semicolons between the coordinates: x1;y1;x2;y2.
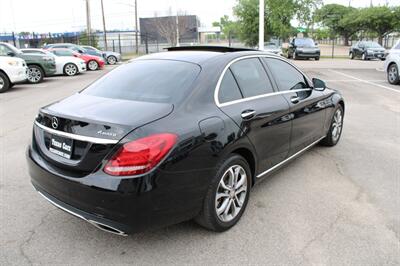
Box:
241;110;256;119
291;96;300;104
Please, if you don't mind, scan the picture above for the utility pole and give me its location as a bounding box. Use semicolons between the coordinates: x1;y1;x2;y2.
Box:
101;0;108;50
135;0;139;54
176;14;180;46
86;0;92;45
259;0;264;50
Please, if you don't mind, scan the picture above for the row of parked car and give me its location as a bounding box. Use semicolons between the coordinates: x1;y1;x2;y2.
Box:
264;37;399;85
0;42;121;93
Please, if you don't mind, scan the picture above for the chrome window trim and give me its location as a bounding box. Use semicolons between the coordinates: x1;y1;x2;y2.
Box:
34;121;119;144
214;54;313;107
257;136;325;178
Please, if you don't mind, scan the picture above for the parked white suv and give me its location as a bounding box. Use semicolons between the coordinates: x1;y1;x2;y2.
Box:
0;56;28;93
384;40;400;85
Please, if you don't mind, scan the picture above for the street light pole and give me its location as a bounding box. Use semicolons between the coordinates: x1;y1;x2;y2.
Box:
135;0;139;54
259;0;264;50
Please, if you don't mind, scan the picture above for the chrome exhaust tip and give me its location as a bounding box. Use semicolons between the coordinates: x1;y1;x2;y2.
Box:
87;219;128;236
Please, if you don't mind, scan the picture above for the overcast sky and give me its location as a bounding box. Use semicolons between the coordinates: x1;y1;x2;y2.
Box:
0;0;399;33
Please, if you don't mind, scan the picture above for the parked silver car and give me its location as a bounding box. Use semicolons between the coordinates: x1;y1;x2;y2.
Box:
384;40;400;85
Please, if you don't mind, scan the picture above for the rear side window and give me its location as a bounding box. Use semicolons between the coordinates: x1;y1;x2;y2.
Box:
230;58;274;98
82;60;200;104
263;58;308;91
218;69;243;104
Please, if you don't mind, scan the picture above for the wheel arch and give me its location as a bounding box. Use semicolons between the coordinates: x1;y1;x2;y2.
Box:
0;69;10;82
27;63;44;72
230;147;257;186
387;61;397;72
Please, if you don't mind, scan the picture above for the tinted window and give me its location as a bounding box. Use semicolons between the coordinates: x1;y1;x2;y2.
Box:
82;60;200;104
230;58;274;98
394;42;400;50
264;58;308;91
218;69;243;103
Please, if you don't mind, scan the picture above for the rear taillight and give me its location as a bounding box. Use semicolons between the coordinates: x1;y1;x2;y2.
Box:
104;133;177;176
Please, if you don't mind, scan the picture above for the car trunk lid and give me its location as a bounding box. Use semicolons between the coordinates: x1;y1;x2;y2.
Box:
33;93;173;175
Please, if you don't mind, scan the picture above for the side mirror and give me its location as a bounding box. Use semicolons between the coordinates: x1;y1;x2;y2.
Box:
7;51;15;57
78;50;84;54
312;78;326;91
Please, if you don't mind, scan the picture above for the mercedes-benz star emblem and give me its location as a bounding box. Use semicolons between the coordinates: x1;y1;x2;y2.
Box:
51;117;59;129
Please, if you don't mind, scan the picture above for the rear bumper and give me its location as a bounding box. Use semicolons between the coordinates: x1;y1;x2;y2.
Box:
27;144;208;234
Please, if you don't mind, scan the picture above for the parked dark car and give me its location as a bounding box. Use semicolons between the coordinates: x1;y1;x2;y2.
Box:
27;46;345;235
349;41;386;60
0;42;56;83
287;38;320;60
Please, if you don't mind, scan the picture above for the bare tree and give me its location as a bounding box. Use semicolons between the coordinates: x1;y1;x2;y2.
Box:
153;8;190;46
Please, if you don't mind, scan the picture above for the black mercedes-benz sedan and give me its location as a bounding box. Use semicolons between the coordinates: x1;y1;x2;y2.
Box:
27;46;345;235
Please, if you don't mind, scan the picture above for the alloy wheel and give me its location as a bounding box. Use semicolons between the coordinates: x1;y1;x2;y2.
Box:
388;65;398;83
28;67;42;83
65;64;77;76
107;56;117;65
0;76;4;90
215;165;248;222
331;109;343;142
88;61;98;71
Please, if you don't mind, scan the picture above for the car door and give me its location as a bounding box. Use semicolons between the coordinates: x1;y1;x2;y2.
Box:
216;57;292;173
263;57;327;156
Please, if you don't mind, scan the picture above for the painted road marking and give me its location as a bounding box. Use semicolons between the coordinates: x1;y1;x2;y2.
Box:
329;70;400;94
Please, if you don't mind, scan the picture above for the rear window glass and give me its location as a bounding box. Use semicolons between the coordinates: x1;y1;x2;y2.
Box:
82;60;200;103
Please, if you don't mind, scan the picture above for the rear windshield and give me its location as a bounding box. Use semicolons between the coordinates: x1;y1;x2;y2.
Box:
82;60;200;103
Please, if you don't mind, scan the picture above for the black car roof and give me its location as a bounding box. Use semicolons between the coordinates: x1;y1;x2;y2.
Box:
136;48;271;65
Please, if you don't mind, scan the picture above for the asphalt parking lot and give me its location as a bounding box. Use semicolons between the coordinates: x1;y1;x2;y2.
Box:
1;59;399;265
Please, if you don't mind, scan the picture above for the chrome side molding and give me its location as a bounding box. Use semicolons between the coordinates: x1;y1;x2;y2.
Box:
257;136;325;178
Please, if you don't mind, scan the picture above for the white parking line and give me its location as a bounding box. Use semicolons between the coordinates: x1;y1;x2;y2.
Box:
329;70;400;94
324;79;386;82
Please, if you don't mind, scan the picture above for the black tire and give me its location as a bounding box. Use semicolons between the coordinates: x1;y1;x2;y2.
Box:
361;53;367;61
107;55;117;65
293;51;297;60
387;63;400;85
27;65;44;84
195;154;252;232
0;72;10;93
320;105;344;147
315;57;320;61
63;63;78;76
87;60;99;71
349;52;354;59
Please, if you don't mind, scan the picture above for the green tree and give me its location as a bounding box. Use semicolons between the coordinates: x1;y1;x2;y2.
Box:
233;0;321;47
314;4;358;46
355;6;399;45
